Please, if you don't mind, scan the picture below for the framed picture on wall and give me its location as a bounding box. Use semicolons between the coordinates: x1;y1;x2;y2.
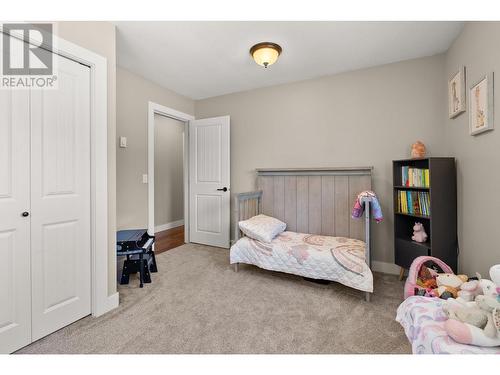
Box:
448;66;466;118
469;73;494;136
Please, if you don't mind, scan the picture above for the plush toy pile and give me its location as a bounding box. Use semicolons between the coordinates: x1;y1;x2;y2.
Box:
405;257;500;347
443;265;500;347
414;263;476;299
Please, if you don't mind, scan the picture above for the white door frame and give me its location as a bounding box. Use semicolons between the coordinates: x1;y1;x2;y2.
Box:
147;101;194;243
1;27;117;317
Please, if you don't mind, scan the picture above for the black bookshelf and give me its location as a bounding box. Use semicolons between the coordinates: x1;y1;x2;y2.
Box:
393;157;458;276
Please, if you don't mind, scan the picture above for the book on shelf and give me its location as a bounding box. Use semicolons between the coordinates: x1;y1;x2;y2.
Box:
397;190;430;216
401;166;430;187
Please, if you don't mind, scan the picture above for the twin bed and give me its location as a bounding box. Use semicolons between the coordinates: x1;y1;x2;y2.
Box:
229;167;375;301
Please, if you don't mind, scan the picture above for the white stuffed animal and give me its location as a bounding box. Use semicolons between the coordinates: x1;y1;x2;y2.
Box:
457;279;483;302
491;264;500;304
456;272;483;303
444;265;500;347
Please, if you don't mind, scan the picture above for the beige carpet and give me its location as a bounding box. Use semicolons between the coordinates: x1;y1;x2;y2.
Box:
17;243;411;354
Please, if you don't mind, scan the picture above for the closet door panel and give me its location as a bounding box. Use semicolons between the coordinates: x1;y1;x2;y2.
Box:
0;90;31;354
30;55;92;341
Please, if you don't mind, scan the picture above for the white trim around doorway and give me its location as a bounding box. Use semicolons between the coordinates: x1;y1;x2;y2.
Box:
147;101;194;244
154;219;185;234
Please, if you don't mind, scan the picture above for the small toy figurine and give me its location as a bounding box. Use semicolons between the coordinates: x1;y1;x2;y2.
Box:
411;222;428;243
411;141;426;158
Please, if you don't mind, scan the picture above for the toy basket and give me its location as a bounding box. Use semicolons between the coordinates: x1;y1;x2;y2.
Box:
404;256;454;299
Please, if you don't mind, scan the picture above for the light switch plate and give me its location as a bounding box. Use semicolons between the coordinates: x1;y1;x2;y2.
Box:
119;136;127;148
142;174;148;184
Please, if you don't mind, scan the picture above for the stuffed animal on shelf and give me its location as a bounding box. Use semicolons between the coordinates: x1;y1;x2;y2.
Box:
411;141;426;158
411;222;428;243
444;265;500;347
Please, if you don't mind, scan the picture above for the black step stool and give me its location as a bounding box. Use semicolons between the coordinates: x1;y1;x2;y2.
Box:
117;229;158;288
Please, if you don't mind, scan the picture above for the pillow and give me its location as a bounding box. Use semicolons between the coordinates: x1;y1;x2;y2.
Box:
238;214;286;243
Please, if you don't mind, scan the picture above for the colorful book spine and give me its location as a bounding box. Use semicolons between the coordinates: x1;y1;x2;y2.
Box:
400;167;430;188
397;190;431;216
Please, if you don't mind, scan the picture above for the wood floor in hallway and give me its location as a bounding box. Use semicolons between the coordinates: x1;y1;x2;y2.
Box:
155;225;184;254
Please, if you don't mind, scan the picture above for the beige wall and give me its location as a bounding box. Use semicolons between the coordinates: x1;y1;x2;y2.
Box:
54;21;118;296
57;21;495;282
116;67;194;230
195;55;446;265
154;115;185;228
444;22;500;277
113;23;500;276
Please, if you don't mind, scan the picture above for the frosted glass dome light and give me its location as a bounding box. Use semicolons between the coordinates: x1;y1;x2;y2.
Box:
250;42;282;68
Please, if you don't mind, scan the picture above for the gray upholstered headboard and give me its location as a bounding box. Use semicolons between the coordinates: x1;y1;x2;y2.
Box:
234;167;373;242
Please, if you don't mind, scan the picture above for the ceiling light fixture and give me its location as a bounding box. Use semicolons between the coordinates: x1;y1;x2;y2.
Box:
249;42;282;68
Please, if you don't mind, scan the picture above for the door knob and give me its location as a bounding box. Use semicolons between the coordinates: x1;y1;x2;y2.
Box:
217;187;228;192
21;211;29;217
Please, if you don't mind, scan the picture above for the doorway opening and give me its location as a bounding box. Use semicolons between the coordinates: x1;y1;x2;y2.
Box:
148;102;231;250
154;114;186;253
147;102;194;250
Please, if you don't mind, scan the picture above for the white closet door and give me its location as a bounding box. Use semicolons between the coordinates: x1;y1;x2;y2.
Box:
0;90;31;353
30;54;92;341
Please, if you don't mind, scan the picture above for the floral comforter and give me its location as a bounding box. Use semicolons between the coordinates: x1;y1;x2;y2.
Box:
396;296;500;354
230;231;373;292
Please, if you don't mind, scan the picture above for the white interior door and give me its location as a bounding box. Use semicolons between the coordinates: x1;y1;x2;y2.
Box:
30;54;92;341
189;116;230;248
0;90;31;353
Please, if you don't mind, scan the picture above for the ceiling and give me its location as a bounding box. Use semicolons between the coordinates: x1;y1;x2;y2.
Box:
115;21;464;100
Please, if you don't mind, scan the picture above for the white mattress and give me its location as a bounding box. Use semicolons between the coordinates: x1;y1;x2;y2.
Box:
230;231;373;293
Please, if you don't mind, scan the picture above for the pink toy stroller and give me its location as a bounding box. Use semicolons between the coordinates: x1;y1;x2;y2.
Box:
404;256;454;299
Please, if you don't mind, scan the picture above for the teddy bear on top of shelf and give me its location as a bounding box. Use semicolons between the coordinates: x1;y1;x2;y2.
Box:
411;141;426;158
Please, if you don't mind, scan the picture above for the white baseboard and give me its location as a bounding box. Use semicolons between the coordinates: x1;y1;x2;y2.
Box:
371;261;400;275
93;292;119;317
155;219;184;233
